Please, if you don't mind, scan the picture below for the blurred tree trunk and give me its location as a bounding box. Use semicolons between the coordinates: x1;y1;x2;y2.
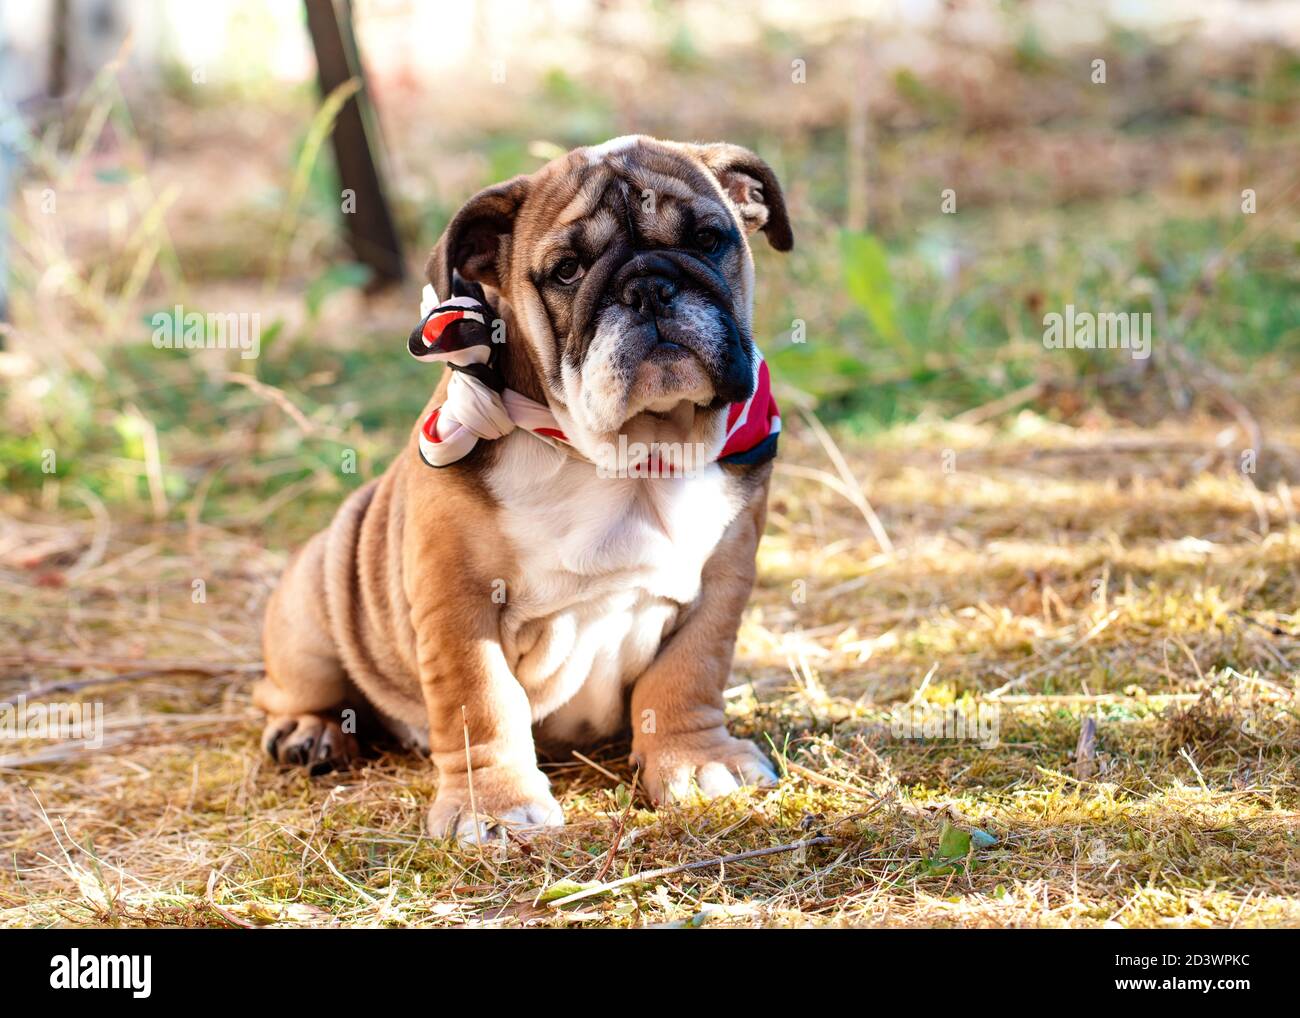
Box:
303;0;405;288
48;0;70;97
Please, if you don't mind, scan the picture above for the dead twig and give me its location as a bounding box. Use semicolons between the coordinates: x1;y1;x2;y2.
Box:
785;759;880;799
1074;716;1098;780
221;372;317;436
986;609;1121;699
20;668;237;699
952;381;1044;426
1231;610;1295;639
547;836;834;908
571;750;622;784
592;772;640;885
795;407;893;554
64;487;111;581
0;652;262;676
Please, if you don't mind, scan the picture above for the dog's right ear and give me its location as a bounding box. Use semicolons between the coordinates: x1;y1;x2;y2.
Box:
692;144;793;253
425;175;531;300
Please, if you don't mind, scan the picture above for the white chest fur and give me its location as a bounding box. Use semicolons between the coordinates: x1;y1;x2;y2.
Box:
486;431;740;742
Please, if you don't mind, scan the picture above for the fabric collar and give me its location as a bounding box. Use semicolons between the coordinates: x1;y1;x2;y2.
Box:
408;281;780;472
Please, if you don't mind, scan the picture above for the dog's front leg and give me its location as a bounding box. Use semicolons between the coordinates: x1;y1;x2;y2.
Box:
412;601;562;844
630;474;779;803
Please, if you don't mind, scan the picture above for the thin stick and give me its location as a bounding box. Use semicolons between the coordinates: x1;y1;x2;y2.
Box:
1025;440;1216;459
986;609;1120;698
65;486;110;581
126;402;168;520
952;381;1044;426
461;705;482;853
222;372;317;436
547;836;834;908
1231;610;1293;639
22;669;228;699
572;750;621;784
592;771;639;885
795;407;893;553
0;652;262;675
784;760;878;799
1073;716;1098;780
996;692;1199;704
1179;746;1210;794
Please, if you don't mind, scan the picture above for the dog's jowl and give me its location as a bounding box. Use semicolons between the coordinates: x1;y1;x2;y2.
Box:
257;135;793;844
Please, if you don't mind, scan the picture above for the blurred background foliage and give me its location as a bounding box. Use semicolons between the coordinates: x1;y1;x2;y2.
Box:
0;0;1297;533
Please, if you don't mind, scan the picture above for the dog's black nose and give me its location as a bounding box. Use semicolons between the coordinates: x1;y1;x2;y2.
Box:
621;275;678;318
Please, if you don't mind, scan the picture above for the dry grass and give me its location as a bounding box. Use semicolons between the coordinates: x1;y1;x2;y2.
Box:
3;412;1298;929
3;2;1299;929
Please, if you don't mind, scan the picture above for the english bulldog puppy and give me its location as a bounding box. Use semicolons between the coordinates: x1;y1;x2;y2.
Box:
256;135;793;844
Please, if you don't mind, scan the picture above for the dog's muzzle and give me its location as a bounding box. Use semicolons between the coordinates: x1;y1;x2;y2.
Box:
604;250;755;406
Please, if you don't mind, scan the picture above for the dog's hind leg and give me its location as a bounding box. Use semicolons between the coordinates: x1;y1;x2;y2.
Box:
255;531;359;774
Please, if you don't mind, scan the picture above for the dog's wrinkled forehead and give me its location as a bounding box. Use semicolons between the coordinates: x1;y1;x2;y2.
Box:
520;138;734;266
422;136;789;318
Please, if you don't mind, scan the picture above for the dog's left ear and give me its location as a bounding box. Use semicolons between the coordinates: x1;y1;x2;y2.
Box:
694;144;793;252
425;175;531;299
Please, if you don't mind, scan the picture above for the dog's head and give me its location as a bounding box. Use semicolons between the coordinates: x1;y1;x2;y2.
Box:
425;135;791;461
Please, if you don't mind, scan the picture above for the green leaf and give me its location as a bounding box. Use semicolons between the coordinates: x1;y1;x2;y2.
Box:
938;821;971;859
839;230;907;355
768;341;871;401
920;856;959;876
536;878;594;904
254;319;286;362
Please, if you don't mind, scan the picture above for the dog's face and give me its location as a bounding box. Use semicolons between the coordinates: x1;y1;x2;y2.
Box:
426;136;792;461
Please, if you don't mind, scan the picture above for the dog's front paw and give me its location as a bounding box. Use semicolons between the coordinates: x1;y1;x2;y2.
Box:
262;713;358;775
428;764;564;846
633;729;778;805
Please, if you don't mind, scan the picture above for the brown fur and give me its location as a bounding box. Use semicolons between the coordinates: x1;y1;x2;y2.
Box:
257;136;790;840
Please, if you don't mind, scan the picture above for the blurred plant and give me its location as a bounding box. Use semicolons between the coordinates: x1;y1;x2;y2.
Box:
305;262;373;319
265;77;361;291
840;230;909;360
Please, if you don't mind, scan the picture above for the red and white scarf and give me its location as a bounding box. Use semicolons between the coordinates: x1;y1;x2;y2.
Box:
409;284;780;470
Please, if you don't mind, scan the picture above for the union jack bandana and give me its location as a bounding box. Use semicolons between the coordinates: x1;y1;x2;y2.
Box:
409;280;780;471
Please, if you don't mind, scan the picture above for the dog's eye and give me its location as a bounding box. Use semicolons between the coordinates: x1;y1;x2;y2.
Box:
552;257;585;285
692;227;722;254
